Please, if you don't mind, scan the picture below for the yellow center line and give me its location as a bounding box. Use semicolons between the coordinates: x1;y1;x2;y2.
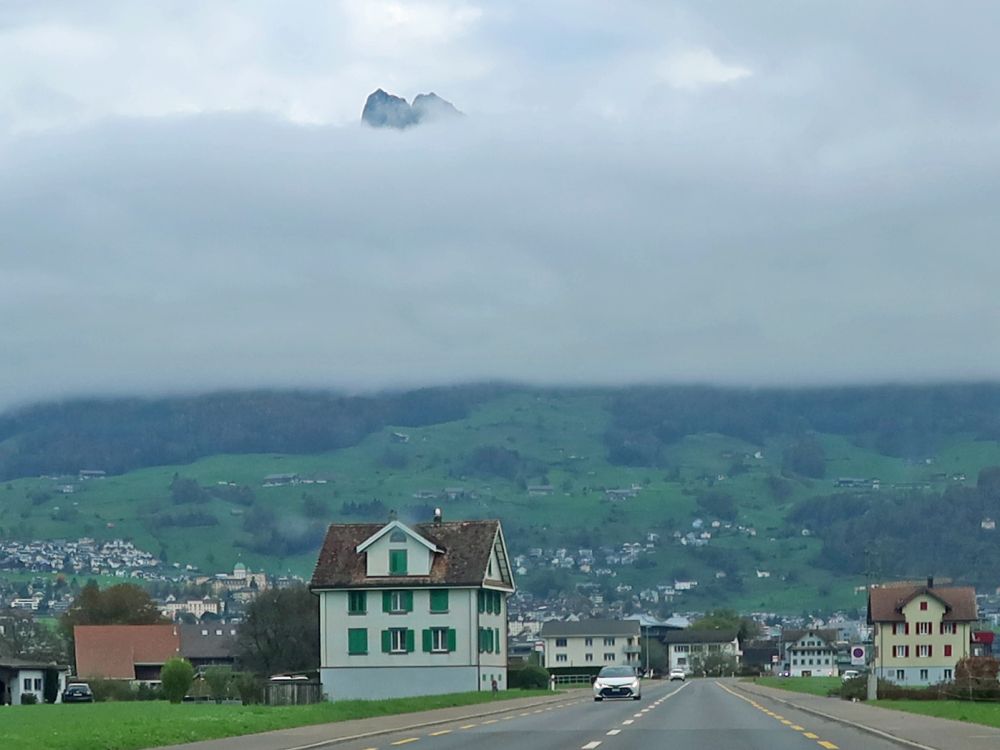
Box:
803;732;819;739
817;742;839;749
791;725;804;731
482;719;499;725
391;739;419;746
460;724;477;729
429;730;451;736
781;719;793;725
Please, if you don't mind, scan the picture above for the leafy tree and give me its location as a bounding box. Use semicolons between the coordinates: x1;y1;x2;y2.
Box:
977;466;1000;502
956;656;1000;687
689;651;739;677
160;657;195;703
782;436;826;478
0;612;65;662
697;490;737;521
643;638;669;674
235;584;319;676
170;474;209;504
692;609;760;642
204;666;233;703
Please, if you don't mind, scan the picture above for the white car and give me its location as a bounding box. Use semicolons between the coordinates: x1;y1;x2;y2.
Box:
841;670;862;682
593;665;641;701
668;668;686;681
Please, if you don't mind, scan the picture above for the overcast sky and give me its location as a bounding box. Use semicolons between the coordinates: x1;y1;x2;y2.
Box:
2;1;1000;411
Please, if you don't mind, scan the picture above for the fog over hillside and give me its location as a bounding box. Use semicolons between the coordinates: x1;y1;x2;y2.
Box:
2;2;1000;410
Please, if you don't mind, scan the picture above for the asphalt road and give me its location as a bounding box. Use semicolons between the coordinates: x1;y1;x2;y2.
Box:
321;679;905;750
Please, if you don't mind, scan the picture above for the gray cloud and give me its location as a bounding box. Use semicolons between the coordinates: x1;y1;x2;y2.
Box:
1;2;1000;410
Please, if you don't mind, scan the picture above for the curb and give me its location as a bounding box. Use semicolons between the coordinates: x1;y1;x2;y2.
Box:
283;689;587;750
733;682;940;750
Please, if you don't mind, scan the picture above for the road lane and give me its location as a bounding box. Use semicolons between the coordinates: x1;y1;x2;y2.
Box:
326;678;909;750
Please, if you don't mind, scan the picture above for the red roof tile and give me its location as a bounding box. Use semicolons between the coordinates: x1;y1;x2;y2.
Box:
75;625;181;680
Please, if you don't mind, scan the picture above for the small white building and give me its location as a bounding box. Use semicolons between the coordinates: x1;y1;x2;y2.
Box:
310;515;515;700
0;659;70;704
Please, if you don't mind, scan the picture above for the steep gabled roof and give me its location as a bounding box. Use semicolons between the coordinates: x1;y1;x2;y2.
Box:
310;519;513;590
356;520;442;554
74;625;180;680
539;619;641;638
867;585;978;623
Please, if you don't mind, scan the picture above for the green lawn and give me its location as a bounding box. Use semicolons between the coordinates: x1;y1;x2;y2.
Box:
754;676;841;697
3;690;547;750
873;700;1000;729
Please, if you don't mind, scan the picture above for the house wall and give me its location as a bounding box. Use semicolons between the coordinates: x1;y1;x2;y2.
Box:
318;587;508;700
364;534;433;577
12;669;43;705
668;639;740;673
786;636;837;677
874;594;973;686
542;633;640;670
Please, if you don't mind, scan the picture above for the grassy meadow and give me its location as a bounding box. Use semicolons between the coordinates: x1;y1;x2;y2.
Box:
2;690;547;750
2;390;999;611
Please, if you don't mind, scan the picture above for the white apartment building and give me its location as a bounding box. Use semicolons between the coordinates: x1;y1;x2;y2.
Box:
539;619;642;671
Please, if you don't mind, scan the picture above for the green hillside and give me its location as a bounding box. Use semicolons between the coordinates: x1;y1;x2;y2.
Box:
2;387;1000;613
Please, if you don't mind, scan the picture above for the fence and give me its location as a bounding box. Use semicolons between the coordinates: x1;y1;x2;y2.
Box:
551;674;593;688
264;680;323;706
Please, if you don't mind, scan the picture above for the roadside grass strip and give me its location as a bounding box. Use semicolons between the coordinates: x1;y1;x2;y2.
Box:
716;681;842;750
0;689;555;750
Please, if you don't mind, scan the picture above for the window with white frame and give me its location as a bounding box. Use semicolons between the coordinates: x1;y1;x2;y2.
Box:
430;627;449;653
603;637;616;646
604;652;615;661
390;628;408;653
556;654;567;663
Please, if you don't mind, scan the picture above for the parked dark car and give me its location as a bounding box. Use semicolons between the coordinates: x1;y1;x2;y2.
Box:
62;682;94;703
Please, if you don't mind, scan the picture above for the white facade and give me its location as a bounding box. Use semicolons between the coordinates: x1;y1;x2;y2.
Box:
542;633;640;669
317;586;508;700
666;635;741;674
784;633;838;677
312;519;515;701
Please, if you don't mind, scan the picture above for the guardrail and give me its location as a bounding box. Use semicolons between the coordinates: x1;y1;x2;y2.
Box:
550;674;593;689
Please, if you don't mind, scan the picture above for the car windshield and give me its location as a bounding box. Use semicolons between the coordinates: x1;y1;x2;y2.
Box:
598;667;634;678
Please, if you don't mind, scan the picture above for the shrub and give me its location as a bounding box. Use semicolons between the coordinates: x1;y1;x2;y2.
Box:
90;678;137;702
233;672;264;705
508;665;549;690
20;692;38;704
837;676;868;701
160;657;195;704
204;666;233;703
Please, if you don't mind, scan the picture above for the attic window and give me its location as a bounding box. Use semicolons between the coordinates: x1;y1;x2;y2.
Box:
389;530;407;543
390;549;408;575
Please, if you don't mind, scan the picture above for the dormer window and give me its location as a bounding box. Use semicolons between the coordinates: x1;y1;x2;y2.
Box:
389;549;408;575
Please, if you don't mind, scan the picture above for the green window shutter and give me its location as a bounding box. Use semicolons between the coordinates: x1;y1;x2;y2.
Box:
390;549;408;575
348;628;367;655
478;590;485;613
495;627;501;652
422;628;432;653
478;627;484;653
403;590;414;612
381;629;391;653
493;591;500;614
430;589;448;612
382;591;392;613
448;628;457;652
406;629;415;653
